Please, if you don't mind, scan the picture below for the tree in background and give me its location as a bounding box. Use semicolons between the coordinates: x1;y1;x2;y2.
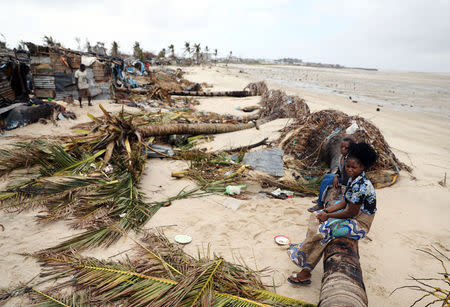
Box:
43;35;62;47
16;40;27;50
193;43;201;63
184;41;191;58
85;39;92;52
158;48;166;58
93;42;106;55
0;33;6;49
133;41;144;61
214;49;218;63
110;41;119;56
168;44;175;58
75;37;81;50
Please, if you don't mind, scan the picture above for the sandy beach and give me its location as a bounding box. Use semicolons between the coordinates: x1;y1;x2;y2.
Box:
1;64;449;306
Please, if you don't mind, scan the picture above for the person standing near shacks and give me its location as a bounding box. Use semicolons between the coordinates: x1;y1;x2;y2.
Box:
74;64;92;108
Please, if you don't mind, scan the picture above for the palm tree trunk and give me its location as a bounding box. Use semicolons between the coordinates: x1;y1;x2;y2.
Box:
138;122;255;137
319;237;368;307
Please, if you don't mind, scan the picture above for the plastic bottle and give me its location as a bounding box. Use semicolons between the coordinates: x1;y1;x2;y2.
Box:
225;185;246;195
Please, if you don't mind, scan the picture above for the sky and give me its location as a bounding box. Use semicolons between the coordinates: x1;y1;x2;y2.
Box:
1;0;449;73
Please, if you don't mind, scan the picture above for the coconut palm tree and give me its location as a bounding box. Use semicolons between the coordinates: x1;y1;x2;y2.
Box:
85;39;92;52
133;41;144;60
110;41;119;56
43;35;61;47
193;43;201;63
168;44;175;58
74;37;81;50
158;48;166;58
17;40;27;50
93;41;106;55
184;41;190;57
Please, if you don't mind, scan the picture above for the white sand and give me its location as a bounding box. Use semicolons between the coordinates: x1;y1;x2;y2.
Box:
1;65;449;306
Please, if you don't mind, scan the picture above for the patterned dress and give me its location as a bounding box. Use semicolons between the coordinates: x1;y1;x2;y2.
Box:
288;172;376;271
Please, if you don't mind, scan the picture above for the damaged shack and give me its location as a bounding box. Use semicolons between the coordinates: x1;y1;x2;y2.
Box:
26;43;121;101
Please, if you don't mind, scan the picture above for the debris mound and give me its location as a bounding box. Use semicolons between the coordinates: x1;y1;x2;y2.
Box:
243;81;268;95
260;89;310;119
279;109;407;173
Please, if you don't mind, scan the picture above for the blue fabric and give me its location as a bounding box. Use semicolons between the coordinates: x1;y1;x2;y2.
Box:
317;174;340;205
318;215;367;245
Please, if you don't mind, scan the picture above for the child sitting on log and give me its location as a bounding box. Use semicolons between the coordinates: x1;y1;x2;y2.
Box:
288;142;378;285
308;137;355;212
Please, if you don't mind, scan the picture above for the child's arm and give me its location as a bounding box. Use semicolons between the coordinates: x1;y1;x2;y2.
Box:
323;202;359;220
324;199;347;213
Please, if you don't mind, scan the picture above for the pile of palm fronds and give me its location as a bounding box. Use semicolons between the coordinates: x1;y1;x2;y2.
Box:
278;110;408;178
0;106;256;254
244;81;269;96
259;89;310;120
1;232;315;306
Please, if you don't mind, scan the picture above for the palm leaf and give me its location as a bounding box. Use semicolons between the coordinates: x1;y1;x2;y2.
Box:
214;292;270;307
249;288;316;307
31;289;98;307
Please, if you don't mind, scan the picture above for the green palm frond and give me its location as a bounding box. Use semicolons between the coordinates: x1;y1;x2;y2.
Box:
31;289;95;306
249;288;316;307
33;252;310;307
214;292;270;307
0;140;50;176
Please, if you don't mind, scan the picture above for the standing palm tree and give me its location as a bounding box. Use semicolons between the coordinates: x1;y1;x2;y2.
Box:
168;44;175;58
75;37;81;50
133;41;144;60
110;41;119;56
43;35;61;47
158;48;166;58
17;40;27;50
193;43;201;63
85;39;92;52
183;42;189;55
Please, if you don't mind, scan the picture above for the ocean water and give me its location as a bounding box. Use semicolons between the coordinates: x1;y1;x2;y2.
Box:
235;64;450;118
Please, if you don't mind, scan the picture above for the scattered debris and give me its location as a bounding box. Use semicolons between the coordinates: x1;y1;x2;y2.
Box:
225;185;246;195
243;148;285;177
438;172;447;187
223;198;243;211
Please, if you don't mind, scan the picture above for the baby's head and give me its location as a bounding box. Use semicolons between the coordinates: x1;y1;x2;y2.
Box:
340;137;355;156
346;142;378;178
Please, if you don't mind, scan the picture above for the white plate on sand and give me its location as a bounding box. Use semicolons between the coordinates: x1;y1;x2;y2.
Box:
274;235;291;245
174;234;192;244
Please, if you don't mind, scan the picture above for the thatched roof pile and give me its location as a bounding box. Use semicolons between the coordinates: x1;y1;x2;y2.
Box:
279;109;407;173
259;89;310;119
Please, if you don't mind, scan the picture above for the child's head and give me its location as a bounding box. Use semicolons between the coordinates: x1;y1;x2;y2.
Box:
346;142;378;178
340;137;355;156
80;64;86;71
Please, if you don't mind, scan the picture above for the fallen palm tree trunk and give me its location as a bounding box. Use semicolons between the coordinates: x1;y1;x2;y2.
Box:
319;237;368;307
138;122;255;136
169;90;256;97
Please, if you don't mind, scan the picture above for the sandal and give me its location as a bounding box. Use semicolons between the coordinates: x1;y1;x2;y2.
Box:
307;204;324;212
287;274;311;285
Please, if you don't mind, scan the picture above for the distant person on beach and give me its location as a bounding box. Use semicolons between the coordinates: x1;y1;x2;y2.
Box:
287;142;377;285
308;137;354;212
74;64;92;108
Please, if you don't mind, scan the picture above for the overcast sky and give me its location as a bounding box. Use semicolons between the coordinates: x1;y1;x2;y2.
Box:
1;0;449;72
